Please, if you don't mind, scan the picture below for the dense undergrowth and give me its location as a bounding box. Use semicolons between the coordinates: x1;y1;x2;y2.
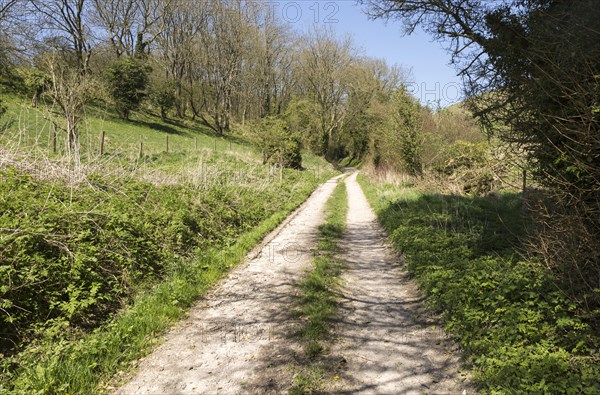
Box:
0;161;329;394
290;177;348;394
358;174;600;394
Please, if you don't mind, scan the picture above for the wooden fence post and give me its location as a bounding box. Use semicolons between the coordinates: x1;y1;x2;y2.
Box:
166;135;169;153
52;124;57;154
99;130;105;156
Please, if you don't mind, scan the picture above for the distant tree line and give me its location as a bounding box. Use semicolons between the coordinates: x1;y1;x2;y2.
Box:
0;0;485;172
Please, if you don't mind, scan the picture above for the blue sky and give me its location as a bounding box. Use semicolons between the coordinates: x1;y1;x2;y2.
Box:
273;1;464;107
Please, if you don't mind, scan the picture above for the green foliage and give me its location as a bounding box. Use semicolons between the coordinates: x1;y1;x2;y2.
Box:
103;57;151;120
0;156;332;389
436;140;497;195
285;98;322;155
0;163;330;393
253;116;302;169
593;75;600;115
437;140;489;174
19;67;51;107
358;174;600;394
0;54;21;92
149;79;177;121
391;89;423;176
364;1;600;308
0;99;6;119
421;105;487;170
291;177;347;394
370;88;426;175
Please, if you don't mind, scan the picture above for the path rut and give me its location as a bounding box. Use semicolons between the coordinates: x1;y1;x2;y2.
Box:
115;172;471;394
326;172;470;394
115;175;343;395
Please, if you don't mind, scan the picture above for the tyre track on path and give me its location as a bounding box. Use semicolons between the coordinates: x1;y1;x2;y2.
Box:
115;175;344;395
326;172;471;394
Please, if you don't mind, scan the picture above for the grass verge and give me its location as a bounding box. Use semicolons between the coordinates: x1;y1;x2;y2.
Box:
2;174;327;395
290;177;348;394
357;174;600;394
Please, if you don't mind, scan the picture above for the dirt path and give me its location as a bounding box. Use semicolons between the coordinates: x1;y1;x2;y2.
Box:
326;172;470;394
115;175;344;395
115;172;471;394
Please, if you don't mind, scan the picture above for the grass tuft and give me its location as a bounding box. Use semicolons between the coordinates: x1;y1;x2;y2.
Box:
290;177;348;394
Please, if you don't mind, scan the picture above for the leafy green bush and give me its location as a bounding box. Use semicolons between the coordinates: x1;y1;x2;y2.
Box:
103;57;151;120
0;154;329;393
436;140;489;175
19;67;51;108
358;175;600;394
434;140;499;195
149;79;177;120
253;116;302;169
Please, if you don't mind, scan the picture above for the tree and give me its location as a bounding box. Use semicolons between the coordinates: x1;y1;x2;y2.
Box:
29;0;94;73
44;54;98;160
92;0;168;58
361;0;600;305
340;58;404;163
0;0;17;123
0;0;17;18
149;78;176;120
193;0;254;135
284;98;321;154
253;116;302;169
391;89;423;176
253;8;293;118
296;29;353;158
369;87;423;174
154;0;206;118
104;56;150;120
0;0;20;78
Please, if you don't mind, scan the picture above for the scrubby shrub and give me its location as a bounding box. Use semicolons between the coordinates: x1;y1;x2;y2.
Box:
20;68;51;108
253;116;302;169
149;80;177;121
434;140;499;195
103;57;150;120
